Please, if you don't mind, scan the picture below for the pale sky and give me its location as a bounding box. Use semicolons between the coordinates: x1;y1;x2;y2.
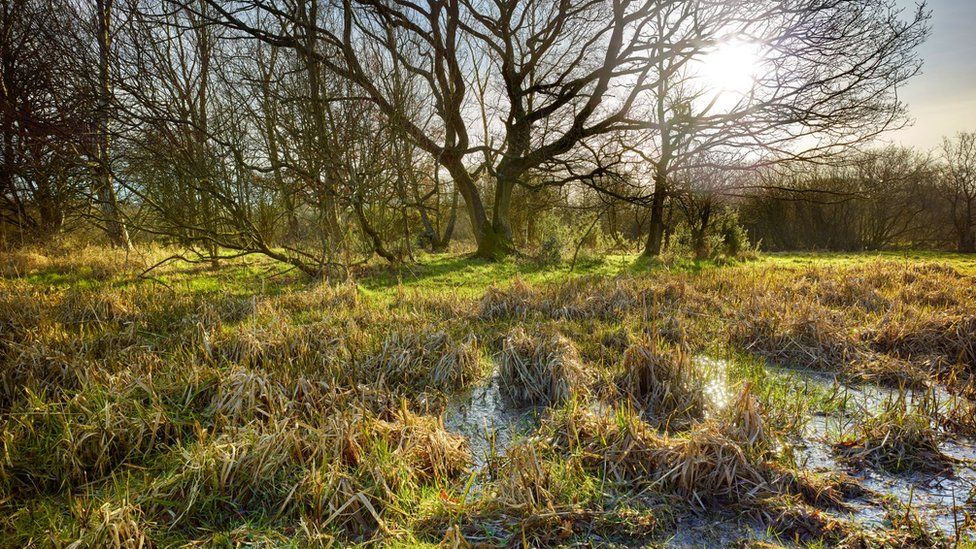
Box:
886;0;976;150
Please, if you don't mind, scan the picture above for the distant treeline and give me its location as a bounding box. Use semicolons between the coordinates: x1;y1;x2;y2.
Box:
741;143;974;253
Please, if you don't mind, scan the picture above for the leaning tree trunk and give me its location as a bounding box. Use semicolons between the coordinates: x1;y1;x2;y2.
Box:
441;156;512;260
353;198;398;263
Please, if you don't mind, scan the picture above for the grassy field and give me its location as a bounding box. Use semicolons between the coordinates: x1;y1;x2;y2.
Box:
2;246;976;547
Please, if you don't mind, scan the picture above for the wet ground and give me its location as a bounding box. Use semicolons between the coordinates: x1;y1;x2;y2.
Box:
442;372;541;471
442;358;976;545
789;371;976;539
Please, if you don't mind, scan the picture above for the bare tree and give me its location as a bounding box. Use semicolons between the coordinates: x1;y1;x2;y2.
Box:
184;0;670;258
740;148;938;251
629;0;928;256
92;0;131;248
942;132;976;253
0;0;94;243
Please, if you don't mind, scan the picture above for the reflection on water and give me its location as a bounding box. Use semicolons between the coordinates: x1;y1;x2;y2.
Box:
694;355;732;414
443;356;976;541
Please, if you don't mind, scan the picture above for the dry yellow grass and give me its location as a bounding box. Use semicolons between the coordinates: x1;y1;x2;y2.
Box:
0;249;973;545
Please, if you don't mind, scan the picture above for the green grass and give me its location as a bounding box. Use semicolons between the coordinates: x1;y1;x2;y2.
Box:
759;250;976;274
3;247;975;546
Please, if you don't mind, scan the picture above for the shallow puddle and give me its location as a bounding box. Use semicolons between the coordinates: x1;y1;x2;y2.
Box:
665;512;771;548
442;373;539;471
444;359;976;542
783;366;976;538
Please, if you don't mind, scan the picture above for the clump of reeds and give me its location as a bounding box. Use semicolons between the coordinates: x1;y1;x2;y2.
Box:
142;404;468;539
0;249;51;277
547;276;637;320
489;438;598;516
896;262;972;308
359;330;481;392
0;378;178;494
274;279;359;316
871;310;976;369
720;384;767;448
0;283;51;335
70;496;151;549
208;367;289;423
813;270;889;312
479;278;539;319
617;340;707;428
653;425;775;505
292;462;387;539
498;327;588;407
145;424;311;527
939;394;976;436
548;402;851;514
371;405;470;481
216;318;348;373
0;329;98;411
734;297;857;370
762;497;857;545
296;407;469;539
56;289;136;326
833;391;954;474
208;294;260;324
1;245;151;280
851;353;930;389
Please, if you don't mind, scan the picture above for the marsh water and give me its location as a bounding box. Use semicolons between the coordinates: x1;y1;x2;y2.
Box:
442;372;540;471
442;357;976;544
789;370;976;539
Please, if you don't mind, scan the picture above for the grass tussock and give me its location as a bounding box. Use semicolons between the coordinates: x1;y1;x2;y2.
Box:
547;403;829;510
479;278;539;319
547;276;638;320
617;340;707;428
734;298;857;371
0;245;155;281
720;384;768;448
498;327;589;407
833;392;954;474
209;367;290;424
1;378;181;495
215;317;350;374
359;330;482;392
871;310;976;369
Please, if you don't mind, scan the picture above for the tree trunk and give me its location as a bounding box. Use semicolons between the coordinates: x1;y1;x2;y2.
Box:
960;222;975;253
692;205;712;260
94;0;130;250
35;175;64;240
433;187;459;252
303;0;343;251
963;201;976;253
491;173;516;247
441;156;511;260
353;198;398;263
643;167;668;257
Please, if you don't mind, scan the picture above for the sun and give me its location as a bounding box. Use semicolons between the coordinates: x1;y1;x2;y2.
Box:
698;40;761;96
